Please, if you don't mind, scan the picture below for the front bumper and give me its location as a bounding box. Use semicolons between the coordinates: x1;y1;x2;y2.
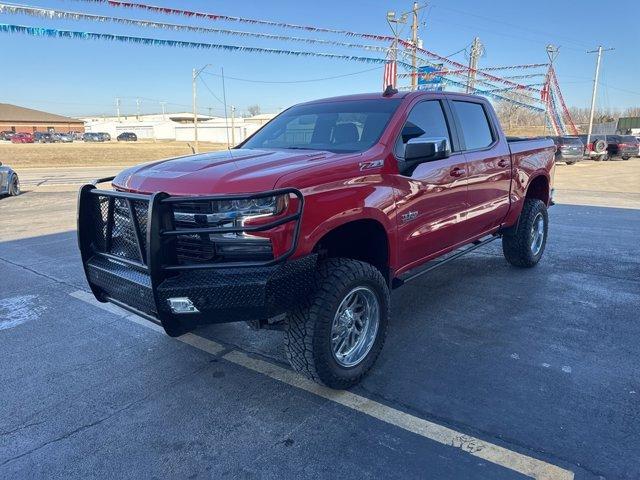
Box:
78;180;312;336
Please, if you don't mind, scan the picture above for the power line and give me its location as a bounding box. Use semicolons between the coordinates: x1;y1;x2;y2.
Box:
197;75;225;106
429;3;592;50
201;66;382;84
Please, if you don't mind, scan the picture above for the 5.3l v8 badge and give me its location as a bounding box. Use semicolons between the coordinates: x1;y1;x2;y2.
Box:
400;211;419;223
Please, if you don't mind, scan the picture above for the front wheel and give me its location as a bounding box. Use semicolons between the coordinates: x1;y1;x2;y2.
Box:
9;175;20;196
284;258;389;389
502;198;548;268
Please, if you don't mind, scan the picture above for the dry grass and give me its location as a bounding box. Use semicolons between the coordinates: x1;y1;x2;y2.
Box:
0;140;226;168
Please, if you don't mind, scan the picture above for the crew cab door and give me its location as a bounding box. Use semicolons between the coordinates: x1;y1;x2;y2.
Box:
449;99;512;235
392;99;469;271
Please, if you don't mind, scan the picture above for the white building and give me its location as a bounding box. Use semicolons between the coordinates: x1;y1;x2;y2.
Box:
81;112;276;144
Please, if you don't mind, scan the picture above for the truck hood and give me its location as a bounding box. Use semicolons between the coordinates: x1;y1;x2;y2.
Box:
112;148;343;195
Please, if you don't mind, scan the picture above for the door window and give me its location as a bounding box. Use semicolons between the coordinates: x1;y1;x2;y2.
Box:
394;100;451;159
452;101;494;150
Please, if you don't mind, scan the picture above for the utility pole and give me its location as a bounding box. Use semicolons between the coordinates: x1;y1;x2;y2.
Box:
135;98;141;120
160;101;166;121
410;2;419;91
115;97;121;122
230;105;236;147
192;64;212;154
466;37;483;93
586;46;614;147
386;10;408;89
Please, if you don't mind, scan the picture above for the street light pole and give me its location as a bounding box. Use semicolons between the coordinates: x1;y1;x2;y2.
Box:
386;10;408;89
586;46;613;148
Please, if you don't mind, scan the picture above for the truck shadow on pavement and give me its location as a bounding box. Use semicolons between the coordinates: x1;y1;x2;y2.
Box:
1;203;639;479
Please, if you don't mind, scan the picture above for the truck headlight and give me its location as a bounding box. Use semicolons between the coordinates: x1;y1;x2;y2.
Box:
214;194;288;220
172;194;290;263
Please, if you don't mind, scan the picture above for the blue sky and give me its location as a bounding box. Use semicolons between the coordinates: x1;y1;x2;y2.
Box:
1;0;638;117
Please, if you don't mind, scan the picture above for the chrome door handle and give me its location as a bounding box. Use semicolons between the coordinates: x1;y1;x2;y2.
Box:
450;167;466;178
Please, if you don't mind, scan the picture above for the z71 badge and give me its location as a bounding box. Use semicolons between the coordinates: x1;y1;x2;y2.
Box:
359;159;384;171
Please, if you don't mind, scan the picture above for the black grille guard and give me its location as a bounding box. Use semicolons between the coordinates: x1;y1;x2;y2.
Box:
77;177;305;327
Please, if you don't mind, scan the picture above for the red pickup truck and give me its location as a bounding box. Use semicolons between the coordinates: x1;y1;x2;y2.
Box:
78;90;555;389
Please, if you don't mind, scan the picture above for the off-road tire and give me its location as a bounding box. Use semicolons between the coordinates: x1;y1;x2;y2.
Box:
502;198;548;268
284;258;389;389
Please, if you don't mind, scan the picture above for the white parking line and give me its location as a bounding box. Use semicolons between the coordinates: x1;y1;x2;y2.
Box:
70;289;574;480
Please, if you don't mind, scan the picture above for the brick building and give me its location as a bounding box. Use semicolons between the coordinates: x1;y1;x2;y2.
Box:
0;103;84;134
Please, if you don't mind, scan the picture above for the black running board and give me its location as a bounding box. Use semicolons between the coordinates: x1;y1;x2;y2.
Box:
392;235;500;288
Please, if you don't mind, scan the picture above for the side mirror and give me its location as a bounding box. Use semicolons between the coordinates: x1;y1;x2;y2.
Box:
401;137;451;174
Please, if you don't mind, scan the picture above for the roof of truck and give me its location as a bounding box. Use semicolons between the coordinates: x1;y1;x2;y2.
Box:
298;90;486;106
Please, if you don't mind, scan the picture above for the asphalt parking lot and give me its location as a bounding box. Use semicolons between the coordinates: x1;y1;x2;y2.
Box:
1;161;639;479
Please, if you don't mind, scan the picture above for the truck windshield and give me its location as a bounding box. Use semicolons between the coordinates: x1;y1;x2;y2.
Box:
241;99;402;153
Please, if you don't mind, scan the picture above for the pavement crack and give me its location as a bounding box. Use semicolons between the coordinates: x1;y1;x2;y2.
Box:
0;363;210;468
0;420;47;437
0;256;83;292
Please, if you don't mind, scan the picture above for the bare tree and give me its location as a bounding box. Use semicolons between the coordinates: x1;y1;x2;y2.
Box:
247;104;261;116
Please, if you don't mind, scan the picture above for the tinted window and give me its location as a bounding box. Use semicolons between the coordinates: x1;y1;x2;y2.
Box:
242;99;401;153
563;137;583;146
452;101;493;150
394;100;450;159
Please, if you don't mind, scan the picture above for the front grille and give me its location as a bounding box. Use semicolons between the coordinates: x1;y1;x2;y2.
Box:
91;195;149;265
175;233;217;264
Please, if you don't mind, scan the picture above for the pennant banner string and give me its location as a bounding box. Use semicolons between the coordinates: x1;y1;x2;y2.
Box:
0;3;388;52
68;0;549;89
0;23;403;65
71;0;396;41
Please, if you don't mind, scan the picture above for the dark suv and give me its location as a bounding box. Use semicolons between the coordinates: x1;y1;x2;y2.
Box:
117;132;138;142
550;136;583;165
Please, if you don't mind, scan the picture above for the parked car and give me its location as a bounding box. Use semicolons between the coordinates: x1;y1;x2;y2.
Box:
34;132;53;143
52;132;74;143
117;132;138;142
11;132;34;143
0;131;15;141
83;132;103;142
578;134;608;161
77;90;555;389
550;136;583;165
0;161;20;196
605;135;638;160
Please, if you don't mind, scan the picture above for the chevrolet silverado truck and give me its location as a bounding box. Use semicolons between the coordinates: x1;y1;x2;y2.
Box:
78;90;555;389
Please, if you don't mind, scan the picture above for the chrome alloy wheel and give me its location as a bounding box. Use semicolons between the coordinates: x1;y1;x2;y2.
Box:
330;286;380;368
530;212;545;256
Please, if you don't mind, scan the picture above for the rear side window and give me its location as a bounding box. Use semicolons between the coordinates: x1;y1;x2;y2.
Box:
394;100;451;159
452;101;494;150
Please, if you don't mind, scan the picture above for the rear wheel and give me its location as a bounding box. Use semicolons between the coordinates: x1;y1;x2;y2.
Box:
284;258;389;389
622;156;630;161
565;160;576;165
502;198;548;268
